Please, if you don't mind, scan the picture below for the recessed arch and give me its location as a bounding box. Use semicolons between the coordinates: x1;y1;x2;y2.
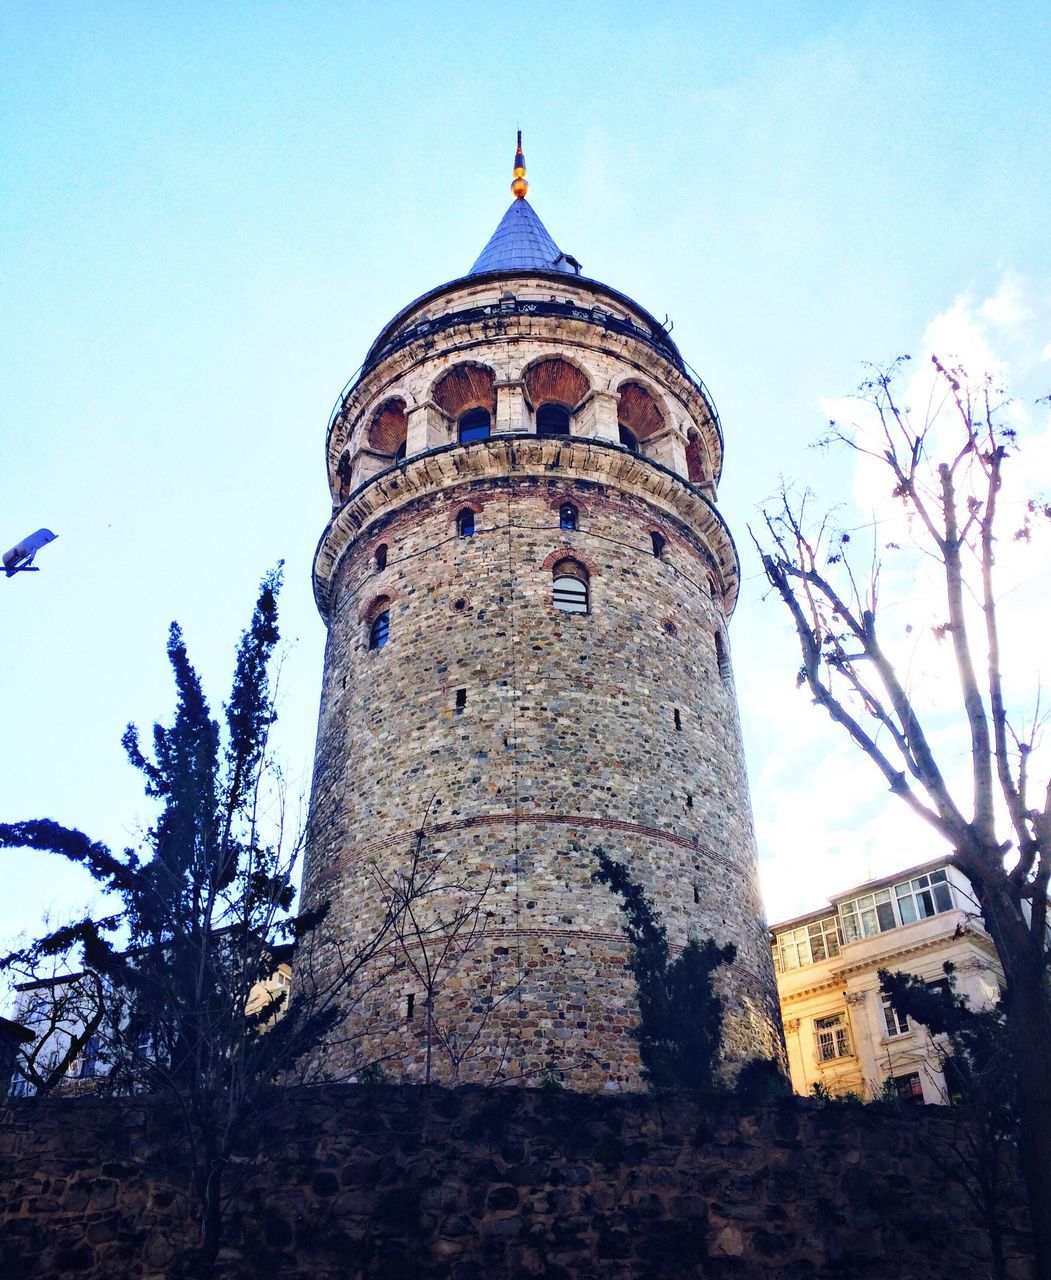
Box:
432;362;496;420
617;380;666;443
523;357;590;411
367;397;408;456
686;429;709;485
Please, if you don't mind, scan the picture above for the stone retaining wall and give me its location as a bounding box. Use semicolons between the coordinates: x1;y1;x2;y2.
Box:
0;1085;1033;1279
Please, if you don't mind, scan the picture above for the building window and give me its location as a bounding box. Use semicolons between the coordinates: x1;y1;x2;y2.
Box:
715;631;731;685
881;995;909;1038
618;424;639;453
774;915;842;973
552;561;589;614
393;441;407;463
537;403;571;436
374;544;388;571
457;509;475;538
459;408;491;443
839;888;897;943
814;1013;852;1063
895;868;954;924
891;1071;924;1103
559;503;578;531
368;610;390;650
455;688;467;713
673;708;682;731
651;532;665;559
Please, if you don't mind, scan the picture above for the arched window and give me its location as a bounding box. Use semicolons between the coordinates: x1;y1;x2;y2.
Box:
369;609;390;650
374;544;388;571
457;509;475;538
459;408;491;443
559;503;578;531
619;424;639;452
537;403;571;437
651;532;665;559
552;560;589;614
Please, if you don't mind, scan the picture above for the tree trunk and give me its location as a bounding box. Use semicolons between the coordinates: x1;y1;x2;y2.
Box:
1006;975;1051;1279
195;1159;224;1280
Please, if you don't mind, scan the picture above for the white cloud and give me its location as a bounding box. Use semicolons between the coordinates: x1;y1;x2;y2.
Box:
751;272;1051;924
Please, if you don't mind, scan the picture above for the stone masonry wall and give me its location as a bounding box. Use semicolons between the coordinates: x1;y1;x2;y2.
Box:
302;468;782;1089
0;1085;1033;1279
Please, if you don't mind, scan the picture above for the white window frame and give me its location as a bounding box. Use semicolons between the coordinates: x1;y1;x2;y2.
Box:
774;915;841;972
880;994;909;1038
839;888;896;943
814;1013;852;1063
895;868;954;925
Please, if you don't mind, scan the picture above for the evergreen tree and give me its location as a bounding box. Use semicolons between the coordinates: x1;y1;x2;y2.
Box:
593;849;735;1091
0;568;355;1279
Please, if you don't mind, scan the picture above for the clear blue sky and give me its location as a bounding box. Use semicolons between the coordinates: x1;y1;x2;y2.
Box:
2;2;1050;950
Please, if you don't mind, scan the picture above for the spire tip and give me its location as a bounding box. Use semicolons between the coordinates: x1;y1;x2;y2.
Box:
511;130;528;199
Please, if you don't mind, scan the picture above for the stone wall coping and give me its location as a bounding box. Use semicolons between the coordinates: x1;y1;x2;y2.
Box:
312;435;740;620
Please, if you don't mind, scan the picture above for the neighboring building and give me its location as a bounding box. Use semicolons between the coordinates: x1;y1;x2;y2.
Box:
300;136;784;1090
7;951;292;1098
770;859;1002;1103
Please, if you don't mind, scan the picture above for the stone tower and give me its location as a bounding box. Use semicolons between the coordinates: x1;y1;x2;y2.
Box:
302;138;782;1090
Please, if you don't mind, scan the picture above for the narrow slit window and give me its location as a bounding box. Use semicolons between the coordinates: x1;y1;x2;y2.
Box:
455;688;467;712
674;708;682;731
715;632;731;685
651;532;665;559
559;503;578;531
368;610;390;650
405;993;415;1018
457;509;475;538
374;544;388;571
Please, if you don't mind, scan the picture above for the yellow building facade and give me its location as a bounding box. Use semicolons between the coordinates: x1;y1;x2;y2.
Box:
770;859;1001;1103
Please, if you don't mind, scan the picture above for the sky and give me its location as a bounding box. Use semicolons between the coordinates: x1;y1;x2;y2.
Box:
2;1;1050;960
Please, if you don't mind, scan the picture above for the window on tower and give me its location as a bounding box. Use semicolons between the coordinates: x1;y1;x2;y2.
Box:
368;600;391;650
552;559;589;614
374;544;388;571
537;403;571;436
559;503;578;531
457;509;475;538
619;424;640;453
458;408;491;443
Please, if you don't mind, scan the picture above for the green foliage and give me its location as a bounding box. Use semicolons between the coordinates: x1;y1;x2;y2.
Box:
357;1062;389;1086
809;1081;863;1104
879;965;1013;1125
592;849;735;1091
734;1055;792;1102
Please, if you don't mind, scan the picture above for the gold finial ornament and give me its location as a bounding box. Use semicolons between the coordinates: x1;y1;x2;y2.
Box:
511;129;528;199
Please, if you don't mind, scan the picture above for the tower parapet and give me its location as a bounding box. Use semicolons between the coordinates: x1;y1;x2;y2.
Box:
302;148;783;1089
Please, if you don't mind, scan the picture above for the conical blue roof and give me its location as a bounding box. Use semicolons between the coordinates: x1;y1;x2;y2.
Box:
469;198;577;276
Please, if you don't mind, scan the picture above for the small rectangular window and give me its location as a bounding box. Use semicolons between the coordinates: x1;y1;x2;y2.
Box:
891;1071;924;1103
673;708;682;731
455;688;467;712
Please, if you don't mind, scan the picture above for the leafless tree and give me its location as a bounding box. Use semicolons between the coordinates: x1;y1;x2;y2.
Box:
370;801;520;1085
753;355;1051;1273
